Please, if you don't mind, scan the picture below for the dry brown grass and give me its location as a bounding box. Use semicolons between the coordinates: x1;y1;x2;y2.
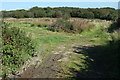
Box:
4;18;95;33
4;18;58;25
72;20;95;33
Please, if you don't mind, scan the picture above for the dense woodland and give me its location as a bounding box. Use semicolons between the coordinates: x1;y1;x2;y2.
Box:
1;6;119;21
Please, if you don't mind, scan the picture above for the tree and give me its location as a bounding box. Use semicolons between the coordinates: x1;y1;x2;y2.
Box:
107;10;118;21
1;6;117;20
80;10;94;19
29;6;46;18
62;12;71;20
52;11;62;18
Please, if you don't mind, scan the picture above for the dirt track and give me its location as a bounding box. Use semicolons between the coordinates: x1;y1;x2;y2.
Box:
13;40;94;78
16;45;69;78
19;53;63;78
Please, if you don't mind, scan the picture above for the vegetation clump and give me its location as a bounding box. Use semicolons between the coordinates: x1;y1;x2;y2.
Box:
49;19;73;33
1;22;35;76
49;19;94;33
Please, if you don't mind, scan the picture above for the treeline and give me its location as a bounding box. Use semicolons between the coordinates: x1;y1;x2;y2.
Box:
1;6;119;21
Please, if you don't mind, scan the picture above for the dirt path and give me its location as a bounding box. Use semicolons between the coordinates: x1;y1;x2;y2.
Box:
14;44;73;78
19;53;63;78
15;44;68;78
12;39;94;78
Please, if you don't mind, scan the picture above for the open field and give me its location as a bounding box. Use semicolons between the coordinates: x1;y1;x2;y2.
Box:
1;18;119;79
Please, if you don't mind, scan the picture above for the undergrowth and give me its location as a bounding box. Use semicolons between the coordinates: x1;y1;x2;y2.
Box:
1;22;35;77
49;19;95;33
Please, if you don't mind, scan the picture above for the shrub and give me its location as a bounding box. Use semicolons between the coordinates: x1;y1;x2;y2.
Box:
72;20;95;33
111;29;120;41
97;25;120;78
49;19;74;33
31;24;35;27
2;23;35;75
62;13;71;20
108;22;118;33
104;29;120;78
30;23;49;28
37;24;42;27
49;19;94;33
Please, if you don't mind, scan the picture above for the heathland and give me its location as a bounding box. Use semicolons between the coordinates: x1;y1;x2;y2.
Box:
0;7;120;79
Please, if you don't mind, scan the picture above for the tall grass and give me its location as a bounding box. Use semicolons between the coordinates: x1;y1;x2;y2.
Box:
72;20;95;33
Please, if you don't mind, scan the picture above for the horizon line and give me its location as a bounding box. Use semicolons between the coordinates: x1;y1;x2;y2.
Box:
0;6;117;11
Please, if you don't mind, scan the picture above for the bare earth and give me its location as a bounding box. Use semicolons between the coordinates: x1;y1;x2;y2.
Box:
12;38;95;78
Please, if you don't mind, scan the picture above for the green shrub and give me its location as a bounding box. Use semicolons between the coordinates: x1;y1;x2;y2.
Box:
104;29;120;77
2;23;35;75
37;24;42;27
30;23;49;28
97;28;120;78
31;24;35;27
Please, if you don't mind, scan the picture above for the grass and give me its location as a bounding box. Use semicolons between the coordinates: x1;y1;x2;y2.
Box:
7;22;82;58
7;18;111;56
3;18;116;78
58;53;90;78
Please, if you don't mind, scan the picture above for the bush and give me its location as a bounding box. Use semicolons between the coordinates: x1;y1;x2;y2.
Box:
62;13;71;20
49;19;74;33
2;23;35;74
49;19;94;33
31;24;35;27
98;24;120;78
104;29;120;77
72;20;95;33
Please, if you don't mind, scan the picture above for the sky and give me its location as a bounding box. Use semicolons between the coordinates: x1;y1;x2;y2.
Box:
0;1;119;11
0;0;119;2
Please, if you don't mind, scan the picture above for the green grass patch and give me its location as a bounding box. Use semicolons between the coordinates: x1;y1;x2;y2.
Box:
59;53;90;78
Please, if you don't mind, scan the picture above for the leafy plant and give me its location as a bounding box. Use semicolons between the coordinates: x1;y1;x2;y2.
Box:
2;22;35;76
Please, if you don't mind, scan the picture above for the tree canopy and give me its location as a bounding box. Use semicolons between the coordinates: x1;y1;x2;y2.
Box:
1;6;118;21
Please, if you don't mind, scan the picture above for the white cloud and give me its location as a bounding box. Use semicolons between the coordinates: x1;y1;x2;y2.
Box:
0;0;119;2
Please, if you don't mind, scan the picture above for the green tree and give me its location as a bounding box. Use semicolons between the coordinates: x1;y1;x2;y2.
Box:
107;10;118;21
52;11;63;18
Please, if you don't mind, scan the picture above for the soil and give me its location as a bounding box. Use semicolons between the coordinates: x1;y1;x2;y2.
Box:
12;40;94;78
14;44;73;78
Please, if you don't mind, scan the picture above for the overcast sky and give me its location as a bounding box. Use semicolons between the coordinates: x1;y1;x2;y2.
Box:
0;0;119;11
